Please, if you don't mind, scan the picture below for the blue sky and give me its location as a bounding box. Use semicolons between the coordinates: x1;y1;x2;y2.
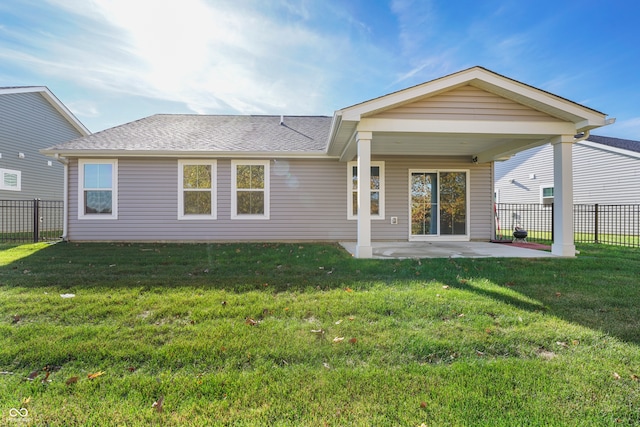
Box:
1;0;639;139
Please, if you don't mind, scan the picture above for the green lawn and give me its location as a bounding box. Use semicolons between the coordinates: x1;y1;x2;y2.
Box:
1;242;639;426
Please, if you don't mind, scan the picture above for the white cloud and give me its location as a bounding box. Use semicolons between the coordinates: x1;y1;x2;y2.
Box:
4;0;351;115
67;100;100;118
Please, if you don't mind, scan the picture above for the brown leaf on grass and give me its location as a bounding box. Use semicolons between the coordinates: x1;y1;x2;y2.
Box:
631;374;639;381
26;370;39;381
555;292;562;297
87;371;105;380
66;376;79;385
345;287;353;293
420;401;427;408
12;314;21;324
613;372;621;380
349;338;357;344
245;317;258;326
505;281;515;287
152;395;164;413
127;366;136;372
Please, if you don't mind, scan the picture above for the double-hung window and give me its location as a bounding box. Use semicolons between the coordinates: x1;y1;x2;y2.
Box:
178;160;217;219
0;168;21;191
347;161;385;220
231;160;270;219
78;159;117;219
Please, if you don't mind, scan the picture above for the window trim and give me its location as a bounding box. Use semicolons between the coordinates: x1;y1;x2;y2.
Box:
0;168;21;191
178;159;217;220
347;161;385;220
78;159;118;220
231;159;270;220
540;185;554;205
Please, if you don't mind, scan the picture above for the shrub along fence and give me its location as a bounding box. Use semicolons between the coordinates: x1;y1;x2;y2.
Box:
0;199;64;243
495;203;640;248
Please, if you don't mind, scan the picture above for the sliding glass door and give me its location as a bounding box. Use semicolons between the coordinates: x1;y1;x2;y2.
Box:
410;170;467;239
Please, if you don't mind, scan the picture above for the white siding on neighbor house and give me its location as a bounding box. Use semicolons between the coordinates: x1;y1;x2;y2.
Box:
372;85;563;122
66;156;492;242
495;142;640;204
0;92;82;200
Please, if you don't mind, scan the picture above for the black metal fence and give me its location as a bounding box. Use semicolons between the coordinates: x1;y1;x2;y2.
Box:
495;203;640;248
0;199;64;243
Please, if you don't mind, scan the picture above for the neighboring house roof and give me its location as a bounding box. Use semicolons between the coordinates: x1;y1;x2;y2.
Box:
42;114;332;157
0;86;91;136
586;134;640;154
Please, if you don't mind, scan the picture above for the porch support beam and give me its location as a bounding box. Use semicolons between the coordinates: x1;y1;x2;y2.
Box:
358;117;576;136
551;135;576;257
355;131;373;258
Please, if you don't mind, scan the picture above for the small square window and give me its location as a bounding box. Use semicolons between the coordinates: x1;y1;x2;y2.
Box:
541;186;554;205
0;168;21;191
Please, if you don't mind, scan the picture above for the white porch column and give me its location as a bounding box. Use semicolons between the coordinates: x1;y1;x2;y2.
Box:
356;131;373;258
551;135;575;257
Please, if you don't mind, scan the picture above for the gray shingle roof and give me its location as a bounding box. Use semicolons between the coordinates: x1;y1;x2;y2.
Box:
588;134;640;154
45;114;332;154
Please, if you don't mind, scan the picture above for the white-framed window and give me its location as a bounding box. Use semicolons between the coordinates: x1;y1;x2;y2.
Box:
541;185;554;205
78;159;117;219
0;168;21;191
347;161;385;220
231;160;270;219
178;160;217;220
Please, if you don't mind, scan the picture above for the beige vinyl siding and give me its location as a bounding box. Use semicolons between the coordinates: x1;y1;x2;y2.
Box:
67;156;493;242
372;85;562;122
495;143;640;205
0;92;82;200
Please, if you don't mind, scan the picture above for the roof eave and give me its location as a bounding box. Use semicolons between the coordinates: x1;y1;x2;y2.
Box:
40;149;337;159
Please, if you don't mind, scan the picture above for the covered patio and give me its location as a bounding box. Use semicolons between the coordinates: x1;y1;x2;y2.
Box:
328;67;612;258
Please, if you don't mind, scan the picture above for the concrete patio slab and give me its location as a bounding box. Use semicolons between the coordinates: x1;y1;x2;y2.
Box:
340;241;557;259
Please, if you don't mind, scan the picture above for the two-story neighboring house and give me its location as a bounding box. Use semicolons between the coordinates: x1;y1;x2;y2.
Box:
494;135;640;205
0;86;90;200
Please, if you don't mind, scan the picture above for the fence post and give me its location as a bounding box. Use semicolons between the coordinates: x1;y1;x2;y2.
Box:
33;199;40;243
593;204;599;243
